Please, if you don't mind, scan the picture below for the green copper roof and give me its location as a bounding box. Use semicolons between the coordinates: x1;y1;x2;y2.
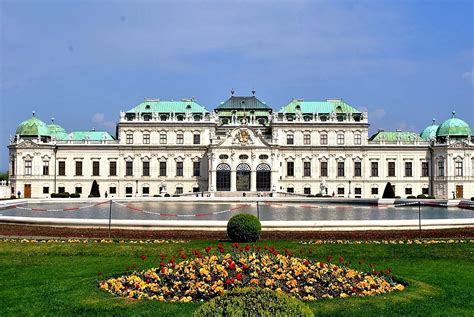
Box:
369;131;419;142
16;113;52;137
48;122;68;140
216;96;272;111
126;99;208;113
420;123;439;140
217;111;270;117
436;117;471;137
67;131;115;141
279;99;361;114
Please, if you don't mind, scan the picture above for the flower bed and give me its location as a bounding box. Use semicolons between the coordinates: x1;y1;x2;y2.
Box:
99;244;405;302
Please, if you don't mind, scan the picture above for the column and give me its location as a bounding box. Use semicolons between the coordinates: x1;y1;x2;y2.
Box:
250;170;257;192
230;170;237;191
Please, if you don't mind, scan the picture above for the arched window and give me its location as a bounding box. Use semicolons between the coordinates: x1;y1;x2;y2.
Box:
236;163;251;171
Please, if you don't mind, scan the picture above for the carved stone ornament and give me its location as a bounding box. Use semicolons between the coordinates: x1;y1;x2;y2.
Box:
238;129;250;143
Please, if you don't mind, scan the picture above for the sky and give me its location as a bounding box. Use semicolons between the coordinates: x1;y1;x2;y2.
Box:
0;0;473;170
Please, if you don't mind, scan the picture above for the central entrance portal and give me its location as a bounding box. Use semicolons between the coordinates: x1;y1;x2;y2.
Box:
256;163;271;191
216;163;231;191
236;163;251;191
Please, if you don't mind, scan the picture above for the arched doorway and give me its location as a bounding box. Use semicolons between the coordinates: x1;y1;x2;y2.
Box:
236;163;251;191
256;163;271;191
216;163;231;191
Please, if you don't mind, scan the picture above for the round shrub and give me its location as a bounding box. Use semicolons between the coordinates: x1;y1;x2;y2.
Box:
406;195;416;199
227;213;261;242
193;287;313;317
417;194;427;199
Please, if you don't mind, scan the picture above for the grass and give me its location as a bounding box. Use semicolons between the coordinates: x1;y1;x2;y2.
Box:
0;239;473;316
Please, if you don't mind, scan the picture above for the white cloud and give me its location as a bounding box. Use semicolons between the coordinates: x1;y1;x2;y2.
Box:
92;113;115;130
462;69;474;86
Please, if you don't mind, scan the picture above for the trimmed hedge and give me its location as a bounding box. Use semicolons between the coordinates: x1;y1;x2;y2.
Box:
193;287;313;317
51;192;70;198
406;195;416;199
70;193;80;198
227;213;261;242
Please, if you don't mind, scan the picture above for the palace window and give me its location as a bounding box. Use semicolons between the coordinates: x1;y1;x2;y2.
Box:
321;161;328;177
160;133;167;144
159;162;167;176
286;133;294;145
92;161;100;176
143;133;150;144
177;133;184;144
143;187;150;195
371;187;378;195
405;188;412;195
354;162;361;177
176;162;184;177
143;161;150;176
125;161;133;176
303;133;311;145
455;161;463;177
125;187;133;195
75;187;82;194
75;161;83;176
422;188;429;195
11;159;15;176
337;133;345;145
371;162;378;177
354;134;362;145
320;133;328;145
438;160;444;177
24;160;32;175
239;154;249;160
43;187;49;194
338;188;345;195
58;187;65;193
126;133;133;144
337;162;344;177
422;162;429;177
193;133;201;145
287;162;294;177
405;162;413;177
219;154;229;160
58;161;66;176
109;187;117;194
259;154;268;160
303;162;311;177
193;161;200;177
304;187;311;195
109;161;117;176
176;187;184;194
287;187;294;193
388;162;395;177
355;187;362;195
43;161;49;176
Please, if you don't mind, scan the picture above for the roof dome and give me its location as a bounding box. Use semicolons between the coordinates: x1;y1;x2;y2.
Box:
48;119;68;140
436;112;471;137
420;119;439;140
16;112;52;137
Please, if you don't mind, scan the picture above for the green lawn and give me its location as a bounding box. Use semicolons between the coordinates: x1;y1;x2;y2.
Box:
0;239;473;316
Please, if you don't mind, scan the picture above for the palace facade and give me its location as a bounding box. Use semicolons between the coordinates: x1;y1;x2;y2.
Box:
7;92;474;199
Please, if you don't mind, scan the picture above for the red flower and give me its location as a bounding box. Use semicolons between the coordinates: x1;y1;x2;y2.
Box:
236;273;242;280
319;261;325;268
257;246;261;251
352;287;356;293
245;245;251;251
229;262;236;269
160;261;165;266
218;244;223;249
219;248;225;253
160;254;165;259
304;260;310;266
161;268;166;274
308;248;313;254
98;271;103;276
170;258;175;263
326;255;332;262
181;254;187;259
126;266;131;271
133;263;137;268
141;255;147;260
339;256;344;264
225;279;231;285
242;264;248;270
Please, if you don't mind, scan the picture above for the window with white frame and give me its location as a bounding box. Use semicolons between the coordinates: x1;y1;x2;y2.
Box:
438;160;444;176
24;160;32;175
455;161;463;177
176;133;184;144
320;133;328;145
143;133;150;144
160;133;167;144
354;133;362;145
193;133;201;145
286;133;294;145
126;133;133;144
337;133;345;145
303;133;311;145
42;161;49;176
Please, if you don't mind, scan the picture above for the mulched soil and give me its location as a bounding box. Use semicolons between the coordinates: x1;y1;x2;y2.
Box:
0;224;472;240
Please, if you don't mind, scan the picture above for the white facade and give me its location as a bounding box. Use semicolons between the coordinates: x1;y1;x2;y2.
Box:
8;95;474;199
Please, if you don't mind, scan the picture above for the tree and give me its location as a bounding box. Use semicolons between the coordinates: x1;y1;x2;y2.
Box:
89;180;100;198
382;182;395;198
0;171;8;181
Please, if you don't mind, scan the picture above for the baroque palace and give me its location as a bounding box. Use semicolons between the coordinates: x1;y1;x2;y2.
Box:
7;91;474;199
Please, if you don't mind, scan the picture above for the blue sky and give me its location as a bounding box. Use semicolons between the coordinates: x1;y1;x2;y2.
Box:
0;0;473;170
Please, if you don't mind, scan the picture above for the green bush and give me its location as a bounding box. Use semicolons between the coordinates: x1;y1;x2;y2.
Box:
70;193;80;198
10;195;16;199
315;193;323;197
406;195;416;199
193;287;313;317
51;192;70;198
417;194;427;199
427;195;435;199
227;213;261;242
